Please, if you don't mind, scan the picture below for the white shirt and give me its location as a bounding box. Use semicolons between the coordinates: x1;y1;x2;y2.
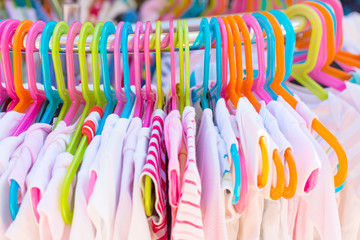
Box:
196;108;228;240
87;117;130;240
0;111;24;141
127;127;152;240
37;152;74;240
113;117;142;240
69;135;101;240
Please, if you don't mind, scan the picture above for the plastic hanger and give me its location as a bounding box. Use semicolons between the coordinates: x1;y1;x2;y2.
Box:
39;21;63;124
190;18;210;110
172;0;193;18
268;10;298;199
259;12;298;199
177;20;185;115
216;17;228;99
11;21;46;136
293;2;347;90
11;20;33;114
183;0;207;18
252;12;277;100
1;20;20;111
9;20;47;220
221;17;241;107
143;21;155;127
306;2;347;91
62;22;85;126
168;20;177;111
285;4;328;100
132;21;144;119
98;21;117;133
280;4;348;188
203;0;227;16
232;15;273;191
210;17;244;204
242;14;271;103
269;10;295;96
113;22;125;116
120;22;136;119
184;20;190;108
208;17;222;102
144;20;164;217
61;21;102;224
51;21;73;127
220;16;248;203
0;19;12;107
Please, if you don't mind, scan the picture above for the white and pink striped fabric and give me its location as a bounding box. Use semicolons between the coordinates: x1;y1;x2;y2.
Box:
140;109;168;240
172;106;204;240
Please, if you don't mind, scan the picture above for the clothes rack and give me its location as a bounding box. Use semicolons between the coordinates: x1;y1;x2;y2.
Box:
12;13;306;53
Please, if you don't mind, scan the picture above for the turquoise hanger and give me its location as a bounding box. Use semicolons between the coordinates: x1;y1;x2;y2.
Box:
209;17;222;102
98;21;117;133
120;22;136;119
252;13;277;99
39;21;62;124
190;18;211;110
182;0;207;18
269;10;295;96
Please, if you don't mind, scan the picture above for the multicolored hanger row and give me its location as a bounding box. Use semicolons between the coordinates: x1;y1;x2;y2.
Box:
0;1;352;224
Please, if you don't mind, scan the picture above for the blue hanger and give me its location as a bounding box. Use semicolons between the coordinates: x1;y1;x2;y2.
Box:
182;0;207;18
98;22;117;133
121;22;136;119
269;10;295;96
39;21;63;124
252;13;277;99
190;18;210;110
209;17;222;102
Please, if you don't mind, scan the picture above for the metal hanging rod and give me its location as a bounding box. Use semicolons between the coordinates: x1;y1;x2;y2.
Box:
13;13;306;53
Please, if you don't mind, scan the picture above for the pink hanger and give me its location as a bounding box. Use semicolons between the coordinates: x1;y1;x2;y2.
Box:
169;20;176;111
133;21;144;118
143;21;155;128
242;14;272;103
306;4;346;91
12;21;47;136
113;22;125;116
1;20;20;111
0;19;11;107
320;0;342;52
63;22;85;125
217;17;228;99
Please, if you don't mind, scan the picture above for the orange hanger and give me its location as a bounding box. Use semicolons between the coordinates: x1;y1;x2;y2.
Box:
267;10;298;199
235;14;284;197
259;12;290;199
221;16;241;107
12;20;34;113
280;5;348;188
224;15;270;190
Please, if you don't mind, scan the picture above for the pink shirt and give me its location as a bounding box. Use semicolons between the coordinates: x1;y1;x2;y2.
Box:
140;109;167;240
172;106;204;240
164;110;183;229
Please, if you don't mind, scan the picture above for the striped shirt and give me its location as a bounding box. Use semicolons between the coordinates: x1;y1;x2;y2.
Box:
140;109;168;240
172;106;204;240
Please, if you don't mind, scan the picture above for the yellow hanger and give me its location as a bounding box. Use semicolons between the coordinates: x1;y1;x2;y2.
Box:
144;21;164;217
